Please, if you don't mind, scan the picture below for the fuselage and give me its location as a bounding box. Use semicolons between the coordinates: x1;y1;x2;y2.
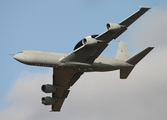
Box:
14;50;133;72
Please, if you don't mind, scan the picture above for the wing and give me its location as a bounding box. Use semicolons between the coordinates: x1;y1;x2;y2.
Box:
96;6;150;41
60;7;150;63
51;68;83;111
60;42;108;63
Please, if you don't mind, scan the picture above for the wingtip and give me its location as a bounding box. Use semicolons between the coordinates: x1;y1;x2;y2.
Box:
148;47;154;50
145;47;154;53
139;6;151;10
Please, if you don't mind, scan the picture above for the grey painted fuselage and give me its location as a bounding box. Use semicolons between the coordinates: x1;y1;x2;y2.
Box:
14;50;133;72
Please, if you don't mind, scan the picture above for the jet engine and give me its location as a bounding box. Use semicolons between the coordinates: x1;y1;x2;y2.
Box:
74;35;99;50
106;23;123;31
41;84;57;93
82;37;98;47
41;96;57;105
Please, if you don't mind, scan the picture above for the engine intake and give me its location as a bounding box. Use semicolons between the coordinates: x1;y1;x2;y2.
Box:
82;37;98;46
41;96;57;105
106;23;123;31
41;84;57;93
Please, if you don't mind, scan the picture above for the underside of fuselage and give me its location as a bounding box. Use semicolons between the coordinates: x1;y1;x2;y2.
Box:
13;50;133;72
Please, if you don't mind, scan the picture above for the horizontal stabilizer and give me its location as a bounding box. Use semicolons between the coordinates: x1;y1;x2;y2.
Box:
126;47;154;65
120;67;134;79
120;47;154;79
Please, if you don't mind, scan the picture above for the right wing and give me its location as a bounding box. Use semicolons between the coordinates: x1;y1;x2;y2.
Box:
60;43;108;64
119;6;151;27
96;6;150;41
60;7;150;64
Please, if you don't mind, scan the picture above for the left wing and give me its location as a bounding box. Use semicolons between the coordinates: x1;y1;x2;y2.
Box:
52;68;83;111
60;7;150;64
42;68;83;111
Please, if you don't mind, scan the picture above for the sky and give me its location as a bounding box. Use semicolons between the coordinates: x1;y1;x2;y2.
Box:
0;0;167;120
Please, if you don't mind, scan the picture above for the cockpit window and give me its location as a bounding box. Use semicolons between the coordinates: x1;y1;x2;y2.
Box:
18;51;23;53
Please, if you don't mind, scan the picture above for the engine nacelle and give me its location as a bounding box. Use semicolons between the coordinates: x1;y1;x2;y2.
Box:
41;84;57;93
106;23;122;31
82;36;98;47
41;96;57;105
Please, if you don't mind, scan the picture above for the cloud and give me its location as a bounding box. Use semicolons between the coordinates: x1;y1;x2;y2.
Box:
131;6;167;49
0;71;52;120
1;6;167;120
1;53;167;120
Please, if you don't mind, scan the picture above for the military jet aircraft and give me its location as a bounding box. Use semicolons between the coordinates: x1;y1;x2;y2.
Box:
14;6;153;112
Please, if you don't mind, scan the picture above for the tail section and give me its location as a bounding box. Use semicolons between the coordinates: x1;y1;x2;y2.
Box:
115;41;130;61
120;67;134;79
126;47;154;65
115;41;154;79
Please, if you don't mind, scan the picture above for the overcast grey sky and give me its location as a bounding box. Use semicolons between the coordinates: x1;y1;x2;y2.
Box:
1;0;167;120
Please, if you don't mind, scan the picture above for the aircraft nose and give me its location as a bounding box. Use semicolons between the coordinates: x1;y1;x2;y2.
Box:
13;54;19;60
13;53;24;62
13;51;31;65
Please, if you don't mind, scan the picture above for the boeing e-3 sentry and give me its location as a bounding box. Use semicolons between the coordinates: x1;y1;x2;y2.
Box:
14;7;153;112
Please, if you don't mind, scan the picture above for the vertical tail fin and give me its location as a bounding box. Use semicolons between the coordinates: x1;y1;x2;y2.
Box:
115;41;130;61
115;41;133;79
115;41;154;79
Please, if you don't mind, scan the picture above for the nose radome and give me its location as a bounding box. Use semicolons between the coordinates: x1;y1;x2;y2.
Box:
13;54;21;61
13;52;28;64
13;54;18;60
